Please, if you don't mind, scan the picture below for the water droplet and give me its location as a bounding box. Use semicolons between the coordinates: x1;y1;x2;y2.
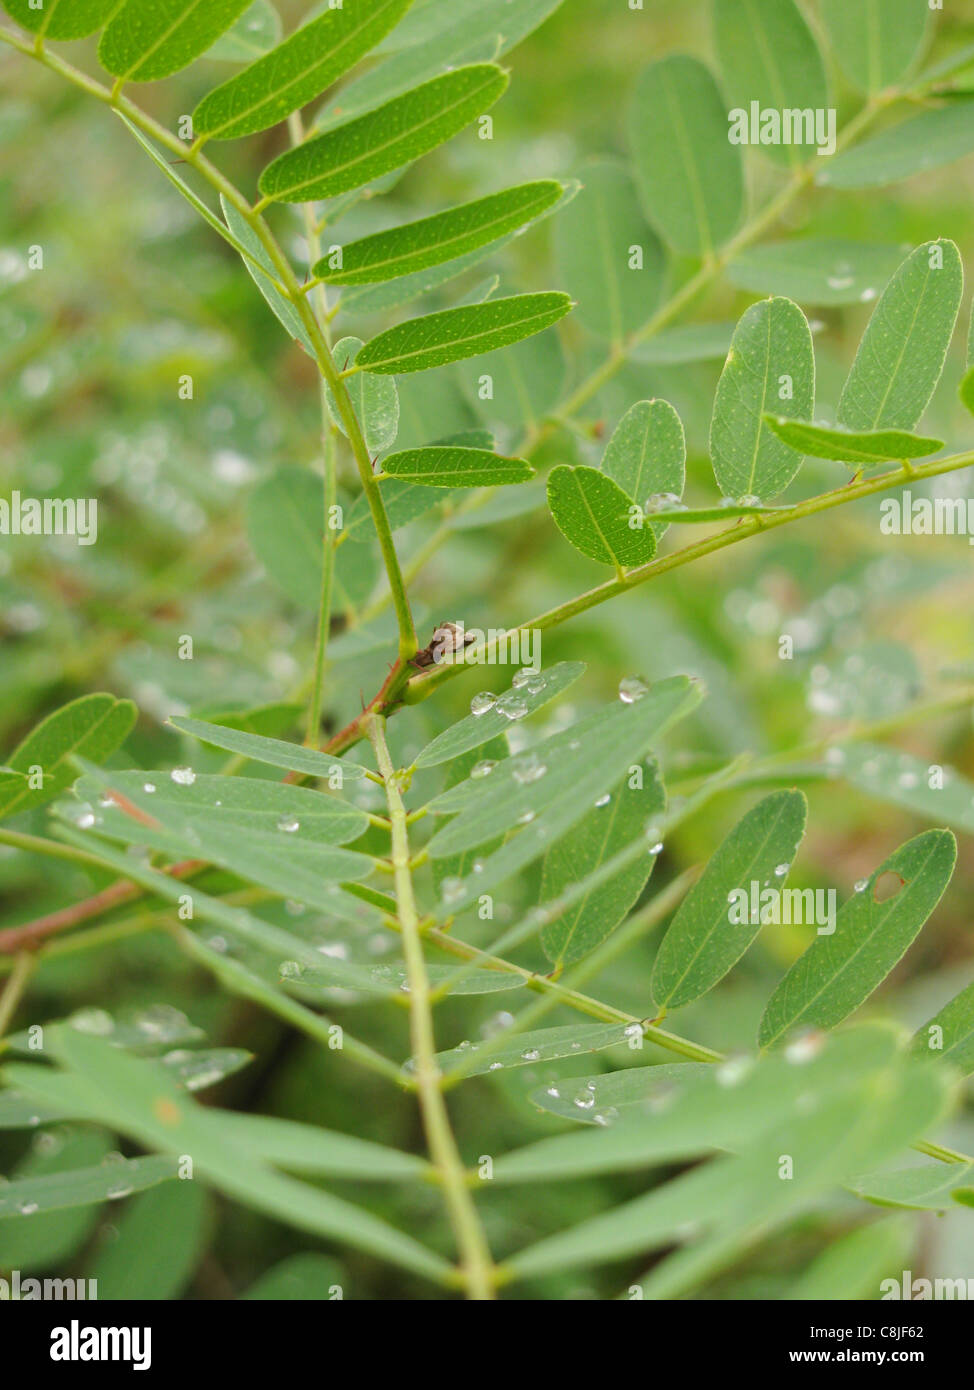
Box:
520;1048;541;1061
623;1023;643;1039
618;676;649;704
17;1201;38;1216
512;753;546;785
644;822;664;854
826;274;854;291
545;1086;560;1098
573;1090;596;1110
277;814;300;833
785;1030;825;1064
440;876;464;904
594;793;611;808
279;960;303;979
142;782;156;794
496;693;528;721
488;1061;503;1071
511;668;535;689
716;1055;753;1088
70;1007;114;1036
170;766;196;786
774;862;790;877
470;691;497;717
517;809;535;825
737;494;762;508
470;759;497;779
854;877;869;893
76;809;96;829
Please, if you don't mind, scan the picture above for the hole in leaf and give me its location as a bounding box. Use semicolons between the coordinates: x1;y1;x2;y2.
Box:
873;871;906;903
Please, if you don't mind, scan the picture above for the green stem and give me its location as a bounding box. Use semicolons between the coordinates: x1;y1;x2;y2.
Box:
0;24;416;665
366;714;496;1300
0;826;111;872
0;952;34;1038
407;447;974;705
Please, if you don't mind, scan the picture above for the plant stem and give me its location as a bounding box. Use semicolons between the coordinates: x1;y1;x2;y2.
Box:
0;23;416;666
366;714;497;1299
0;951;34;1038
407;447;974;706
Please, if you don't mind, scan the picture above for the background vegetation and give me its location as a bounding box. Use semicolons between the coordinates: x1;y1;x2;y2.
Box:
2;0;974;1300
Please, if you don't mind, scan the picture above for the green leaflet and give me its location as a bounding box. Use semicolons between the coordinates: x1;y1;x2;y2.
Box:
782;1219;915;1300
5;1030;450;1283
313;0;565;128
380;446;533;487
2;0;122;40
62;766;375;903
710;297;815;502
0;1151;179;1242
539;761;666;968
837;241;963;432
961;366;974;417
836;745;974;837
818;104;974;190
325;336;399;453
207;0;281;62
763;418;944;467
652;790;808;1010
355;293;573;375
257;64;508;203
758;830;958;1049
70;768;368;845
713;0;829;169
342;479;441;543
553;159;664;344
509;1059;951;1282
88;1181;210;1301
432;1021;639;1079
0;1129;115;1269
547;465;656;567
220;196;313;353
415;662;585;769
242;1254;343;1300
429;734;509;897
728;239;907;307
193;0;413;141
246;466;378;614
509;1025;900;1155
0;692;136;821
629;55;743;257
817;0;931;93
168;715;369;781
314;180;564;285
99;0;253;83
850;1164;974;1212
428;678;700;860
602;399;685;541
912;979;974;1076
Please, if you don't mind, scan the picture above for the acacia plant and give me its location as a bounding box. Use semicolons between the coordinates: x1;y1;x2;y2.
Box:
2;0;974;1301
